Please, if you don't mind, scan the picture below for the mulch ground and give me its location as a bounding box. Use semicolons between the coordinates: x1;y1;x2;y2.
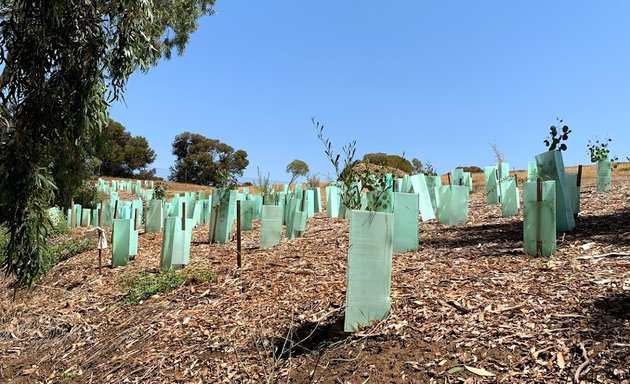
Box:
1;177;629;383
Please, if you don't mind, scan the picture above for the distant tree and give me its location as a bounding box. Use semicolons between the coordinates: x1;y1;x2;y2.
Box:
169;132;249;187
286;159;309;185
362;153;413;174
458;166;483;173
98;119;156;178
411;158;423;174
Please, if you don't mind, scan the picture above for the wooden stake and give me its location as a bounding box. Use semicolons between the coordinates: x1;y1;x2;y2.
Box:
182;202;186;231
113;200;119;219
236;200;242;269
211;204;220;243
134;208;139;231
536;177;543;256
71;200;76;228
98;200;103;227
98;248;102;274
577;165;583;188
496;168;502;204
447;173;452;187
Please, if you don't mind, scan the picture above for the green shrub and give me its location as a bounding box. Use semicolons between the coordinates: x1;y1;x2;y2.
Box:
120;269;215;304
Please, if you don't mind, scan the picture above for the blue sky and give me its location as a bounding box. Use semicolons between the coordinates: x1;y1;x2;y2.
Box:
110;1;630;183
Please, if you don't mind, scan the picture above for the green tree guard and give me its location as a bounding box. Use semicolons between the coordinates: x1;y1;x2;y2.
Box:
565;173;580;217
311;187;323;213
209;189;237;244
596;160;612;192
435;185;469;226
326;185;341;218
111;218;132;267
305;190;315;218
535;151;575;232
501;177;519;217
260;205;284;249
345;210;394;332
145;200;164;233
484;166;499;205
131;200;143;225
451;169;465;186
523;180;556;256
240;200;254;230
73;204;82;228
81;208;91;227
409;174;436;221
91;208;98;227
160;216;194;270
101;201;113;227
393;193;419;253
425;176;441;212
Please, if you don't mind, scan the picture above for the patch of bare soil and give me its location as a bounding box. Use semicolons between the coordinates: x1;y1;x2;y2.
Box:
1;177;629;383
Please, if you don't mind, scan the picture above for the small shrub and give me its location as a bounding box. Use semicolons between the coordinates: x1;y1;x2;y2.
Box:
73;178;100;209
306;172;321;188
587;137;618;164
543;118;571;151
154;182;168;200
120;269;215;304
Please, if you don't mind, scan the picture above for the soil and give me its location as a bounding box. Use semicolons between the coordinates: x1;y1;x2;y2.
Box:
1;175;629;383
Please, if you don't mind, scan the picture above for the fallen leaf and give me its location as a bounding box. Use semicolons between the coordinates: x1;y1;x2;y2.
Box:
447;366;463;374
557;352;565;369
464;365;495;377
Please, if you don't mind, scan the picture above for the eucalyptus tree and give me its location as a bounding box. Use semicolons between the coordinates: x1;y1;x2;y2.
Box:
0;0;215;287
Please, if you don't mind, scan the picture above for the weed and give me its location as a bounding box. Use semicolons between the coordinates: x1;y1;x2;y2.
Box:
256;167;277;205
490;141;505;163
119;269;215;304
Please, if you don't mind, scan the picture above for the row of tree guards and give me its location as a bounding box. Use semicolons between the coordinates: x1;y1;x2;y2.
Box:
60;158;613;332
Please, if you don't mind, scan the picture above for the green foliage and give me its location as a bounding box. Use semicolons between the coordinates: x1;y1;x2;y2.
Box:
362;153;413;174
169;132;249;187
411;158;423;174
98;119;156;178
587;137;618;164
286;159;309;185
458;166;483;173
47;210;70;238
313;117;391;212
154;182;168;201
543;118;571;151
72;178;100;209
256;167;277;205
411;159;437;176
47;236;96;267
0;0;216;287
120;269;215;305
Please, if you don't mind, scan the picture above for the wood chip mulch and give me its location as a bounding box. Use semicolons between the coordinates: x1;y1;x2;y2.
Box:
1;177;629;383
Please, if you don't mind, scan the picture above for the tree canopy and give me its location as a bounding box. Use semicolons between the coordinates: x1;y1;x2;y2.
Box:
0;0;216;287
286;159;309;185
362;153;413;174
98;119;156;179
169;132;249;187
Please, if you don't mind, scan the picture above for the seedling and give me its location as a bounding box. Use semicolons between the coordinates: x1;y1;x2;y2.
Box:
587;137;618;165
543;118;571;151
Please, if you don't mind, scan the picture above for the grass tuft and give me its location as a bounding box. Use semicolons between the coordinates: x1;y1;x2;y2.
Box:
120;269;215;304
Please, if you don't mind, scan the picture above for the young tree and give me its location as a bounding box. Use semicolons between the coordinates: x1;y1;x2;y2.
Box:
169;132;249;187
0;0;216;287
98;119;157;179
411;158;423;174
285;159;309;185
